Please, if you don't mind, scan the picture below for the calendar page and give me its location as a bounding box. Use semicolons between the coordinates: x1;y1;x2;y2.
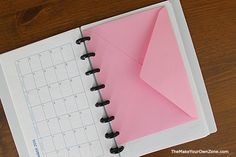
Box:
0;29;118;157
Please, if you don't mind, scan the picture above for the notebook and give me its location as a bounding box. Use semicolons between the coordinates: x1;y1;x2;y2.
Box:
0;1;217;157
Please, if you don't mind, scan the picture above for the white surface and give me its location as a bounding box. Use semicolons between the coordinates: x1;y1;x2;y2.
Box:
0;29;118;157
170;0;217;133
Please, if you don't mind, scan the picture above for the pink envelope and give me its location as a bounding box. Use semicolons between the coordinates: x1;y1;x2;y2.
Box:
83;7;198;144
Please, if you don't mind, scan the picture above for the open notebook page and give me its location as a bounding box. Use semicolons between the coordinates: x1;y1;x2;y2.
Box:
0;29;119;157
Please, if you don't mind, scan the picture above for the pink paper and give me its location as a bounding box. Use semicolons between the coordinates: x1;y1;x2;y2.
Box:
140;7;197;118
83;7;197;144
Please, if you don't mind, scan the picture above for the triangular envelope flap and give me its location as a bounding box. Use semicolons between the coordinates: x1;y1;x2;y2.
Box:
140;7;197;117
84;7;162;64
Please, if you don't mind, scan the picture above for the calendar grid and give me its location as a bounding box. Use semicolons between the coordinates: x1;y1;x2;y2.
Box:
15;43;104;157
23;75;81;94
67;44;104;157
15;62;45;156
70;42;105;155
36;123;95;139
49;47;83;157
27;91;87;108
37;50;70;156
68;44;99;154
19;58;76;77
44;139;101;155
31;108;89;124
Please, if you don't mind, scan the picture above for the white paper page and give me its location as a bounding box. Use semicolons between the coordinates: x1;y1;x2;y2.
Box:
0;29;119;157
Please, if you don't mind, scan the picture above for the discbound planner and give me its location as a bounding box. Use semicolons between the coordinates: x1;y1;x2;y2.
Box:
0;1;216;157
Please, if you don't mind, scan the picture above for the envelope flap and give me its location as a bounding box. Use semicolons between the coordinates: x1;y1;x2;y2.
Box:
83;7;162;65
140;8;197;117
